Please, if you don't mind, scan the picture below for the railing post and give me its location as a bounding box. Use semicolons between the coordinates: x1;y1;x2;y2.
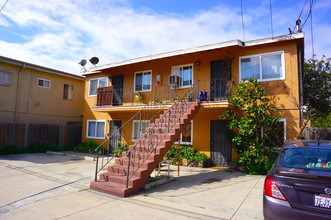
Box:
126;152;131;189
168;110;171;132
95;151;100;181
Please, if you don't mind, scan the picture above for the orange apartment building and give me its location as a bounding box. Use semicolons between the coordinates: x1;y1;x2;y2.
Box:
84;33;305;196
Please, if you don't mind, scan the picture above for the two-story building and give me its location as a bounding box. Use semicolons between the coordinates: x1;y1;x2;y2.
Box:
0;56;85;148
85;33;304;196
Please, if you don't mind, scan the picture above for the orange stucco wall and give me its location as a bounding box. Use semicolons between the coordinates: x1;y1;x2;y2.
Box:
83;38;303;159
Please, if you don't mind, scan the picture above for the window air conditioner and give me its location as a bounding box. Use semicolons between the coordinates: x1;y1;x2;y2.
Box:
169;75;180;86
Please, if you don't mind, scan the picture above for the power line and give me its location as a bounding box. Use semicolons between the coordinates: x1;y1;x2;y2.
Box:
310;0;315;57
301;0;316;28
298;0;308;20
269;0;274;38
240;0;246;41
0;0;9;13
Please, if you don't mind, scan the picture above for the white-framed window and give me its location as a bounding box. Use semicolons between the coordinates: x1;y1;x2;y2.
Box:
239;51;285;81
135;71;152;92
37;78;51;88
171;64;193;87
89;77;107;96
0;71;11;86
275;118;286;147
87;120;106;139
176;121;193;145
63;84;74;100
132;120;150;140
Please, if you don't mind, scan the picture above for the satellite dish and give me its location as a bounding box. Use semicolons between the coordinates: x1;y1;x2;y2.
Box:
78;59;87;67
89;57;99;66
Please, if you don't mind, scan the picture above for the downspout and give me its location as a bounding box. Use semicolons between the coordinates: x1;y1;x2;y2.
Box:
14;63;25;124
297;39;304;128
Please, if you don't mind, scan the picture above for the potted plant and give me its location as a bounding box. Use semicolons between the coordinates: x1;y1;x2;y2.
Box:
134;92;143;103
186;92;193;102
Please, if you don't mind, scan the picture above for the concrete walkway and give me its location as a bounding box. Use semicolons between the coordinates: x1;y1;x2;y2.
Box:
0;152;264;220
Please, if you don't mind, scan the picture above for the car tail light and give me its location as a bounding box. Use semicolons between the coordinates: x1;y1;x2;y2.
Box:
264;175;287;201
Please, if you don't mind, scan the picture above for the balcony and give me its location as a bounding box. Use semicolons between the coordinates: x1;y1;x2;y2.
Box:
94;78;230;109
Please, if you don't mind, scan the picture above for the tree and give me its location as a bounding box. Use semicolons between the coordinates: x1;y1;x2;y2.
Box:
303;56;331;127
220;78;280;174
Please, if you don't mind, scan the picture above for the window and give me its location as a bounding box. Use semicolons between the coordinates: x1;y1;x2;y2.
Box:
132;120;150;139
280;147;331;170
87;120;105;138
37;78;51;88
0;71;11;86
266;118;286;148
176;121;193;145
171;64;193;87
63;84;74;100
135;71;151;92
274;119;286;148
240;51;284;81
89;77;107;96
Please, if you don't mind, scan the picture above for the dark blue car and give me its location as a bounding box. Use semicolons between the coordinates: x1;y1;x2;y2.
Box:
263;140;331;220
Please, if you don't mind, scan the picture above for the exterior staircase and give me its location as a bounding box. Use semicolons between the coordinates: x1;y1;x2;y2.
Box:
90;101;200;197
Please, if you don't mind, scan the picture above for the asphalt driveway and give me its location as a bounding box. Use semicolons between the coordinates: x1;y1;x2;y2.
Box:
0;152;264;220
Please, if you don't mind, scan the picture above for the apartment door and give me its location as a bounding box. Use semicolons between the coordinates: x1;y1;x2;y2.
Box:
210;59;230;101
210;120;231;166
112;75;124;106
109;120;122;153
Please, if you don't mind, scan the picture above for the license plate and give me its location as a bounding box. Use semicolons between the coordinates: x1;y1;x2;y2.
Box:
315;194;331;208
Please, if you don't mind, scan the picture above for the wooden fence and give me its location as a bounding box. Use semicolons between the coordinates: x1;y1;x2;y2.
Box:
0;122;82;148
302;127;331;140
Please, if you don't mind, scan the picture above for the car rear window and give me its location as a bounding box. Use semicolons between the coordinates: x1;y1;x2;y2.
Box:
280;148;331;170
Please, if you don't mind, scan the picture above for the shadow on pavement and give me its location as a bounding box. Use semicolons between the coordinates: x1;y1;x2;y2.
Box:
137;166;254;196
0;152;96;164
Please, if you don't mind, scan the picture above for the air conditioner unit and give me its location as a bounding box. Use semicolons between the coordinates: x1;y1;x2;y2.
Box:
169;75;180;87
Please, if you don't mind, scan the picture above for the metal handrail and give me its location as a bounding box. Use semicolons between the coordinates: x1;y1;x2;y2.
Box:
125;81;200;188
94;84;183;181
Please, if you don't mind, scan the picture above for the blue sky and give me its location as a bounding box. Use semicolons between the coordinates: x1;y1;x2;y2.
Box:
0;0;330;74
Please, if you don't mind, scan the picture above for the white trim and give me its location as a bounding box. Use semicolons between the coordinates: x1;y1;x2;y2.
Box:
134;70;152;92
89;40;243;72
239;51;285;82
132;120;150;140
37;78;51;88
86;33;304;73
171;64;193;88
86;120;106;139
88;77;108;97
0;55;85;80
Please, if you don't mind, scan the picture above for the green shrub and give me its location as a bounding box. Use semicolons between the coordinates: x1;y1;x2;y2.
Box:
164;145;209;162
0;144;21;155
74;140;99;151
113;145;128;157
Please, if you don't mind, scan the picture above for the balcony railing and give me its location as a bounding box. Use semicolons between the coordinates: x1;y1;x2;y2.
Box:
95;77;230;107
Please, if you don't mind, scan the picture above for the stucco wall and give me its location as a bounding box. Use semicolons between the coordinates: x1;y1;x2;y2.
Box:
82;38;302;155
0;62;85;124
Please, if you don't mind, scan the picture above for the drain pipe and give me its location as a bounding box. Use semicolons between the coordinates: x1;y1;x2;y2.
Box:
14;63;25;124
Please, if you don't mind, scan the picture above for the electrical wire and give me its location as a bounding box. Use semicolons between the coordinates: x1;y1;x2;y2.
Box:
0;0;9;13
240;0;246;41
310;0;315;57
298;0;308;20
269;0;274;38
301;0;317;28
